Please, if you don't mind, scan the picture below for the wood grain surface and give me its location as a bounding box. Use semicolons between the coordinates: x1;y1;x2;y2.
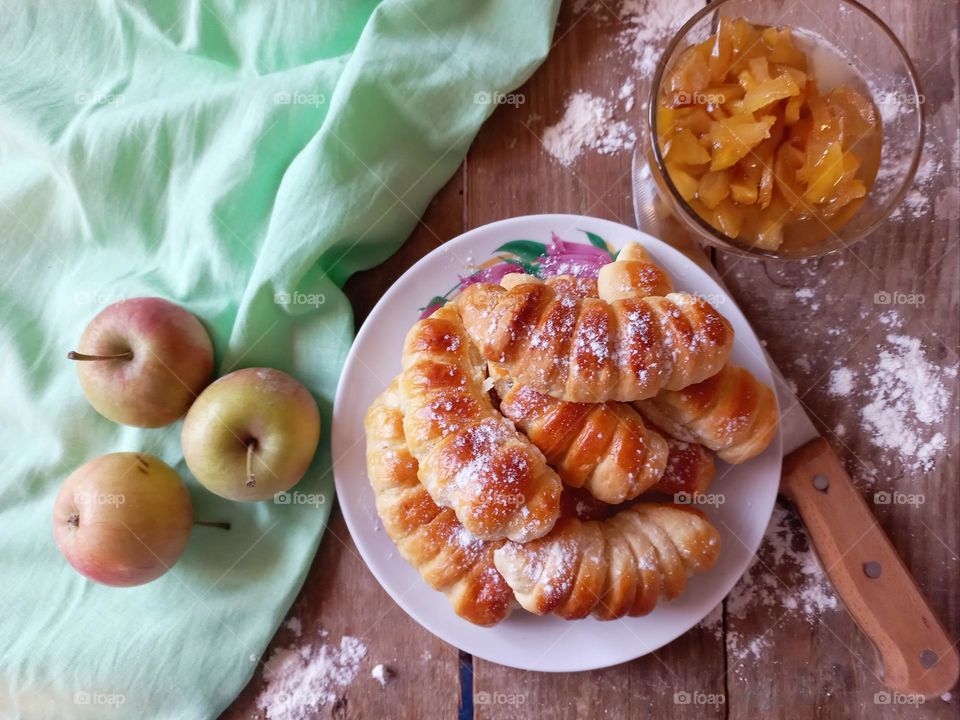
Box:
222;0;959;717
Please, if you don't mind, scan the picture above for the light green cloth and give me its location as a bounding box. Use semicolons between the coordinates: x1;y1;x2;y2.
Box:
0;1;559;717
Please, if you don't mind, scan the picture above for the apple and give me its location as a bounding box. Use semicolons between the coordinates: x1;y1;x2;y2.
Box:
53;453;194;587
68;297;214;427
181;368;321;502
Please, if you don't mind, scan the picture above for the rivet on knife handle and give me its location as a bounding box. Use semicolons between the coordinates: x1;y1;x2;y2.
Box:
780;437;959;697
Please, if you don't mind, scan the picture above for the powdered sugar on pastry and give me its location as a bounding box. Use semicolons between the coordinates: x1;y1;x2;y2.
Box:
400;304;562;542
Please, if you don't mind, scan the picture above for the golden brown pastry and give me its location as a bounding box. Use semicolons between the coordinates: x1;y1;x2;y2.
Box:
457;281;734;403
636;364;778;464
365;382;515;625
493;503;720;620
597;243;674;302
400;304;562;542
501;273;597;299
654;434;717;497
492;370;669;504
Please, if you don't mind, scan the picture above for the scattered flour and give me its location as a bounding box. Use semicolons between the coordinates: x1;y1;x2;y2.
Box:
619;78;637;112
542;91;637;166
728;505;839;621
256;634;368;720
877;310;903;328
697;603;724;641
810;325;954;472
888;138;949;221
726;505;839;664
859;335;956;471
715;499;865;666
283;617;302;638
827;367;855;397
543;0;701;165
727;505;839;666
619;0;704;76
371;664;392;687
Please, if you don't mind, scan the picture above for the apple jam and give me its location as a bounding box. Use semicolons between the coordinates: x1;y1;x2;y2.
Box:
656;18;883;252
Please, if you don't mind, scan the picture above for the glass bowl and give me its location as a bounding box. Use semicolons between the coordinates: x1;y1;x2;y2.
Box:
643;0;924;260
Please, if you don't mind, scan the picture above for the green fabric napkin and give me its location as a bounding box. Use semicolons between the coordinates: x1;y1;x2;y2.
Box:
0;1;559;717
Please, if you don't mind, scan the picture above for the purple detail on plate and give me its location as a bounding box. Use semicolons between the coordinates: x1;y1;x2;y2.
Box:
547;233;610;258
418;301;446;319
458;262;526;287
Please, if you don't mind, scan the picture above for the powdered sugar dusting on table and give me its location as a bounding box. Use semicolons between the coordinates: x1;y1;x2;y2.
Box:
543;0;701;166
619;0;703;76
827;367;854;397
824;334;955;471
256;634;368;720
859;335;955;470
726;505;838;663
542;91;636;166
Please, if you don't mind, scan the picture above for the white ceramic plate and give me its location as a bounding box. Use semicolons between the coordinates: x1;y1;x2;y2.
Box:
332;214;782;672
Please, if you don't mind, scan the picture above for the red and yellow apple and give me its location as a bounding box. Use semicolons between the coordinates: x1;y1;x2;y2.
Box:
53;453;193;587
68;297;214;427
181;368;321;502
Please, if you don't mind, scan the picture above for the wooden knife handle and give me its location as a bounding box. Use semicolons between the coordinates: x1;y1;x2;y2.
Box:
780;437;959;697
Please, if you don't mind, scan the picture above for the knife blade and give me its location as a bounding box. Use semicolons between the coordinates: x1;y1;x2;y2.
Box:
631;143;959;697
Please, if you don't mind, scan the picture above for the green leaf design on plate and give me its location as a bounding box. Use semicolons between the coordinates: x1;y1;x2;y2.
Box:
495;240;548;263
496;256;541;277
420;295;448;310
582;230;616;259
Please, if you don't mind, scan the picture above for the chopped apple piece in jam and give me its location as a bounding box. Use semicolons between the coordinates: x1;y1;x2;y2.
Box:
708;115;777;170
666;129;711;166
730;174;759;205
742;73;800;113
709;17;734;82
764;27;807;69
698;170;732;209
666;162;700;201
827;86;877;140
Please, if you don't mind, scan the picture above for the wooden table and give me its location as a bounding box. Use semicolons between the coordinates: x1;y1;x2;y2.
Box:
223;1;959;717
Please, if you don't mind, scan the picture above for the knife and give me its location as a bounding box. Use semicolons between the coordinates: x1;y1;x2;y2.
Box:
631;144;959;698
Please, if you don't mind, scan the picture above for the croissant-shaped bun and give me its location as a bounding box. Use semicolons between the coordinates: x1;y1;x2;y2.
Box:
636;364;778;464
457;282;734;403
493;504;720;620
400;304;562;542
365;382;515;625
493;371;669;504
598;243;674;302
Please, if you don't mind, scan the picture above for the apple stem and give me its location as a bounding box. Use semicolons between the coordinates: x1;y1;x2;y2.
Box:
246;443;256;487
67;350;134;362
194;520;231;531
67;513;80;529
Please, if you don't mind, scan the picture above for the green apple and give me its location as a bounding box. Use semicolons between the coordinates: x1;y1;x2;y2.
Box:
53;453;193;587
68;297;214;427
181;368;321;502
